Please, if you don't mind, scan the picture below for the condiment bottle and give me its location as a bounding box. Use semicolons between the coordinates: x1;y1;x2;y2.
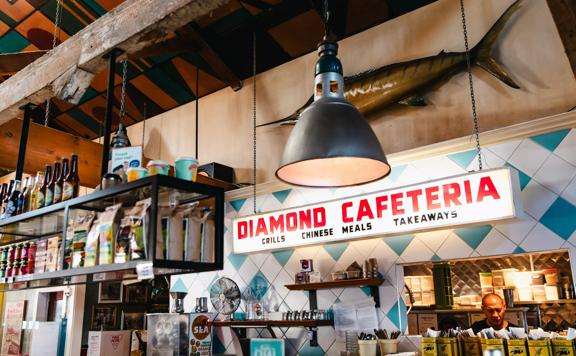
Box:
46;161;61;206
30;171;44;211
0;183;7;217
17;176;31;214
4;180;21;218
55;158;69;204
40;165;52;208
1;180;14;218
63;154;79;201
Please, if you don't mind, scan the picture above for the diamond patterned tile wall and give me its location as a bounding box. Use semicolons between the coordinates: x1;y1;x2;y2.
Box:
172;128;576;355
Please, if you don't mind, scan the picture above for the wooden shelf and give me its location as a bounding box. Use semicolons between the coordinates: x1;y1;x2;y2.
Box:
514;299;576;305
285;278;384;291
213;319;333;327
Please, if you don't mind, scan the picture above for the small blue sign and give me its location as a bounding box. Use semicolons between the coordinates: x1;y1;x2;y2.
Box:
250;339;285;356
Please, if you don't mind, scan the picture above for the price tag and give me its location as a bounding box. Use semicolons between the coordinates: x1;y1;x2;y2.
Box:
18;274;33;282
92;273;106;282
136;262;154;280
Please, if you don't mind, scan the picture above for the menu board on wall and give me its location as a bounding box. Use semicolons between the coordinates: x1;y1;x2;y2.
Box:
233;167;522;254
1;301;25;356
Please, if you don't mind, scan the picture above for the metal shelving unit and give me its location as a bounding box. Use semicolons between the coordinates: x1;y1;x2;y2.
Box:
0;175;224;289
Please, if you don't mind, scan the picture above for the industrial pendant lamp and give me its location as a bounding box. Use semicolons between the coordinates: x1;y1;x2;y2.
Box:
275;3;390;187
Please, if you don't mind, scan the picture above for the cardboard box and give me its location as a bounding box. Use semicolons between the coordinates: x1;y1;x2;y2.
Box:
408;313;418;335
506;339;528;356
87;331;131;356
551;339;575;356
418;313;438;335
528;340;552;356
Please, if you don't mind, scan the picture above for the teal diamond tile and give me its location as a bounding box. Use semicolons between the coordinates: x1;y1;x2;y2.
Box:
454;225;492;250
228;253;248;271
505;163;531;190
388;164;408;182
361;286;371;296
170;277;188;293
230;198;247;212
513;246;525;254
272;250;294;267
540;197;576;240
447;150;478;170
324;242;349;261
272;189;292;204
249;271;270;300
299;343;325;356
530;129;570;152
431;254;442;261
387;298;408;331
384;235;414;256
213;332;227;354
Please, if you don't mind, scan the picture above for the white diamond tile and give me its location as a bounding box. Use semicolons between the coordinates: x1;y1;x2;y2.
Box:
296;245;321;261
284;329;308;351
327;341;346;356
198;270;218;288
333;244;363;271
471;251;481;257
248;252;270;269
284;339;299;356
401;238;434;263
475;228;516;256
368;240;401;278
521;180;557;220
317;290;338;310
561;176;576;207
238;258;259;285
400;336;423;353
493;214;538;245
488;140;521;161
263;286;283;313
415;229;452;253
284;290;309;311
533;154;576;195
436;232;473;259
260;255;282;283
339;288;371;303
350;238;381;259
554;129;576;166
379;285;401;313
411;156;466;180
378;317;398;332
397;164;429;185
566;227;576;248
272;269;293;300
283;249;304;276
312;248;337;281
508;139;550;176
520;223;565;252
317;324;337;352
468;149;506;170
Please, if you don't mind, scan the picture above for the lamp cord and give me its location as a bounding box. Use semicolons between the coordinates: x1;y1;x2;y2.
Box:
323;0;330;38
459;0;483;171
44;0;63;127
196;66;200;160
253;31;257;215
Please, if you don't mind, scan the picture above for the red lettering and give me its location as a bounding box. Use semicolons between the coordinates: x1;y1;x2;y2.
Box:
477;176;501;202
313;207;326;227
443;183;462;207
342;202;354;223
425;186;441;210
237;221;248;239
286;212;298;231
464;180;473;204
391;193;405;215
299;210;312;230
269;215;284;234
405;189;423;212
375;195;388;218
255;218;268;236
357;199;374;221
249;220;254;238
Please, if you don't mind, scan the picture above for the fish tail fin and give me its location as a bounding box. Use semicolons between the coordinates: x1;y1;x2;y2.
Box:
473;0;522;89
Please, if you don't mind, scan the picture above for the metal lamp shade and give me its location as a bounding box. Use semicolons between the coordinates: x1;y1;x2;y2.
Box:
276;96;391;187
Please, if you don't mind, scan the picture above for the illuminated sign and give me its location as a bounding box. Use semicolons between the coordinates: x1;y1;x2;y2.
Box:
233;168;522;253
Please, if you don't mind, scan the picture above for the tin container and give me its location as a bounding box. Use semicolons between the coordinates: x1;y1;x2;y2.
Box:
28;242;37;261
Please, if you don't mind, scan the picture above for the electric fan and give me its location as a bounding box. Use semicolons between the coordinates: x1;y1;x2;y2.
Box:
209;277;241;318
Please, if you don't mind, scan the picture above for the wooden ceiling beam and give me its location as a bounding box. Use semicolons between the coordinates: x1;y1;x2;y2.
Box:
0;0;229;126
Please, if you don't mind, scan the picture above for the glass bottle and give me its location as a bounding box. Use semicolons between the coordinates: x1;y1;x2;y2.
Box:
47;161;61;206
39;165;51;208
30;171;44;211
55;158;69;204
0;183;7;218
4;180;21;218
63;154;79;201
18;176;31;214
2;180;14;219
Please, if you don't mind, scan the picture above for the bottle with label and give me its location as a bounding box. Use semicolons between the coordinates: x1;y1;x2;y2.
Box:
39;165;51;208
55;158;69;204
63;154;79;201
4;180;21;218
1;181;14;219
52;161;63;204
30;171;44;211
0;183;7;218
17;176;31;214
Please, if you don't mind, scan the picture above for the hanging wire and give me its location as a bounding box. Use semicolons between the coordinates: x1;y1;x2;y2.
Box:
44;0;63;127
141;102;147;147
459;0;483;171
252;31;257;215
323;0;330;38
195;66;200;159
119;60;128;124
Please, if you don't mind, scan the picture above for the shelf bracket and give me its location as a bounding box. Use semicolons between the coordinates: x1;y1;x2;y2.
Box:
308;290;318;310
370;285;381;308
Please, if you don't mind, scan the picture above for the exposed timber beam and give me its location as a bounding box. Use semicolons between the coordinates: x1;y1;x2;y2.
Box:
546;0;576;78
0;0;229;126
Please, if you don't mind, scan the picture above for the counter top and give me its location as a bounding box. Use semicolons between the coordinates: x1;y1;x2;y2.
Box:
408;307;529;313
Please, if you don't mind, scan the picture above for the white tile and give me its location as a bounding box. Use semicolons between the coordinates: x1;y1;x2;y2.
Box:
561;176;576;207
436;232;473;259
248;252;270;269
533;154;576;195
332;244;362;272
415;229;452;253
339;288;371;304
312;248;336;281
260;256;282;287
488;140;521;161
493;214;538;245
237;258;259;285
350;237;381;260
469;149;506;171
475;228;516;256
284;290;309;311
399;335;421;353
396;164;429;185
378;317;399;332
411;156;466;180
521;180;558;220
272;269;293;299
401;238;434;263
378;285;402;313
520;223;565;252
283;250;304;276
263;286;283;313
554;129;576;166
368;240;401;278
566;228;576;248
508;139;550;176
317;324;337;352
317;290;338;310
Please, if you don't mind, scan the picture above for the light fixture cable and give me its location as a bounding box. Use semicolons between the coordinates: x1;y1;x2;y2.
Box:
196;66;200;160
252;31;257;214
44;0;63;127
459;0;483;171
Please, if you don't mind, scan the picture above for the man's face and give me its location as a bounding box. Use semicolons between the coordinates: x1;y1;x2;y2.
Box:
482;296;506;327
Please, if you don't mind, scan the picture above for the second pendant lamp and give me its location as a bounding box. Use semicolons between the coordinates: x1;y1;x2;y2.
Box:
276;38;391;187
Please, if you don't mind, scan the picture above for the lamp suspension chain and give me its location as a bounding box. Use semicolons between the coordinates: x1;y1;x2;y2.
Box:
323;0;330;36
459;0;483;171
119;60;128;124
252;31;257;215
44;0;63;127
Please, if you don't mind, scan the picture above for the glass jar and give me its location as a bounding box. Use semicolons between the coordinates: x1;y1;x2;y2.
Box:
5;262;12;278
15;243;22;261
28;242;37;262
7;245;15;263
0;262;5;278
20;260;28;276
12;260;20;276
21;242;29;261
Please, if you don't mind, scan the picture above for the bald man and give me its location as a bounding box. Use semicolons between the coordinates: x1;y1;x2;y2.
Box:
471;293;516;333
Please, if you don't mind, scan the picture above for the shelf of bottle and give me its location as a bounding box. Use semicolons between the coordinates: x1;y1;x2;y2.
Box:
213;319;333;328
285;278;384;291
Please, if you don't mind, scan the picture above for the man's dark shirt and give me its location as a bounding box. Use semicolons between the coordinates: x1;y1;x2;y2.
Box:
471;319;517;334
